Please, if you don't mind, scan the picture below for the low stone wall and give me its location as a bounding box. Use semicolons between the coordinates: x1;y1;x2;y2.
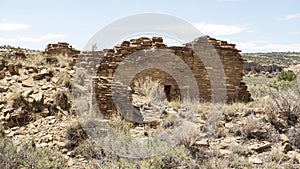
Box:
45;42;80;57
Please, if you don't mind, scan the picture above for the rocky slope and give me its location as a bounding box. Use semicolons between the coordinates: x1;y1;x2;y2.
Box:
0;45;300;168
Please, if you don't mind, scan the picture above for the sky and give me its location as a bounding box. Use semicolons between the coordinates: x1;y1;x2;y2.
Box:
0;0;299;52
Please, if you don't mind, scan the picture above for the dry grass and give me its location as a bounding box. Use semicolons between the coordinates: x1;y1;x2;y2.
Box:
55;55;69;67
108;114;132;135
53;90;71;110
169;99;181;112
24;53;47;65
54;70;72;88
73;139;104;160
133;77;166;105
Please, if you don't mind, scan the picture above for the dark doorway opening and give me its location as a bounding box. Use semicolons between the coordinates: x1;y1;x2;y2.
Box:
164;85;171;101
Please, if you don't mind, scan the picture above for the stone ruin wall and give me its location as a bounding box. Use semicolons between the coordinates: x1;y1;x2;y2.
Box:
45;42;80;57
71;36;251;116
84;36;250;117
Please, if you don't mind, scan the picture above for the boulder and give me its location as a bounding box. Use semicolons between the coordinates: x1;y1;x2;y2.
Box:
0;71;5;79
248;141;272;153
283;142;293;153
22;78;35;87
30;93;44;104
0;86;8;92
22;89;34;97
7;63;19;75
249;156;262;164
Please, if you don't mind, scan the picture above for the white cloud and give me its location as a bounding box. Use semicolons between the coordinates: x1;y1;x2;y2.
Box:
0;22;29;31
290;31;300;35
236;41;300;52
194;23;248;36
282;13;300;20
0;34;64;43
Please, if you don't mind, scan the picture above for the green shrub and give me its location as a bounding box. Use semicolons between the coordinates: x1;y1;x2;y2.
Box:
277;70;296;82
20;144;66;169
0;138;20;169
0;138;66;169
270;71;297;90
269;80;292;90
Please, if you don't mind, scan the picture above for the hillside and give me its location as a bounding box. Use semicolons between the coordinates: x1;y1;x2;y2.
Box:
242;52;300;67
0;44;300;168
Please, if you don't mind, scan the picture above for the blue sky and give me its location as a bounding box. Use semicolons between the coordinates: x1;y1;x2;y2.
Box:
0;0;299;52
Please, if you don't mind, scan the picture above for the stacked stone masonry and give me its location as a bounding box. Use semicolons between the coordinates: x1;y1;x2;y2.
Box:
73;36;251;117
45;42;80;57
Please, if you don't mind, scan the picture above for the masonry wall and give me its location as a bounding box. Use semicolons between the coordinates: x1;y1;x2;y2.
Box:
97;36;250;100
71;36;251;116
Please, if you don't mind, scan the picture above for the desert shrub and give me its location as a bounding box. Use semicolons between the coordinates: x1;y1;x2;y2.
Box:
0;125;4;138
55;55;69;67
25;53;47;65
241;115;260;139
178;98;200;122
269;71;296;90
0;138;20;169
268;147;284;164
277;70;296;82
201;106;223;138
214;127;228;138
20;144;66;169
0;138;66;169
268;83;300;126
227;153;252;169
91;145;197;169
53;90;71;110
169;99;181;111
288;127;300;149
74;67;87;86
65;122;88;150
108;114;132;135
140;145;197;169
230;144;250;156
133;77;166;105
199;152;251;169
73;139;104;160
239;115;274;140
55;70;72;88
270;80;293;90
6;89;26;109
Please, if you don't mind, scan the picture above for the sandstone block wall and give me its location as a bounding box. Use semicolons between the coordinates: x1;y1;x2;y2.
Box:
96;36;250;102
67;36;251;116
45;42;80;57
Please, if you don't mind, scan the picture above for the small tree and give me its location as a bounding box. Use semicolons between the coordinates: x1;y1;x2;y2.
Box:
91;43;98;51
